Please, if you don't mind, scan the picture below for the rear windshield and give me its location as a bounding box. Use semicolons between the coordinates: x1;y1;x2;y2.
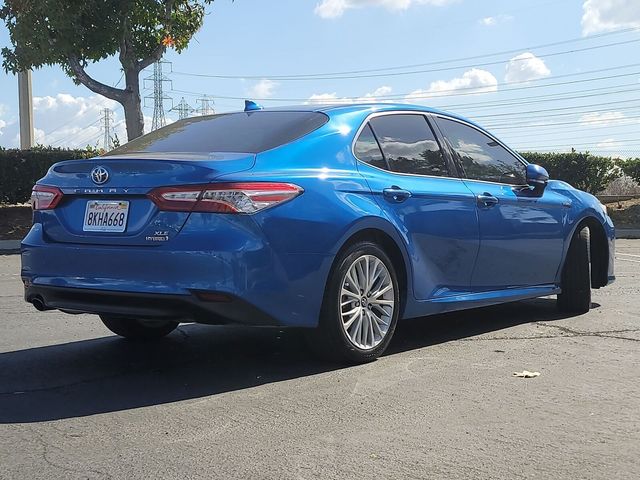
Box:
104;111;329;156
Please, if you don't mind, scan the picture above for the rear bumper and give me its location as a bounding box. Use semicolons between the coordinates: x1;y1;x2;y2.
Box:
21;219;334;327
24;284;278;326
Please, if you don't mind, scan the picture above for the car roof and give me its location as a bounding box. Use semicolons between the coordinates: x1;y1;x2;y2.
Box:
245;103;482;130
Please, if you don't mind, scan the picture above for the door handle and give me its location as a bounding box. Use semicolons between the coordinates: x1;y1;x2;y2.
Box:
383;186;412;203
477;192;499;208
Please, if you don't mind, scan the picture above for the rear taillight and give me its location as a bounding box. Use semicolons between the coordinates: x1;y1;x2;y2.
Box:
148;183;303;214
31;185;63;210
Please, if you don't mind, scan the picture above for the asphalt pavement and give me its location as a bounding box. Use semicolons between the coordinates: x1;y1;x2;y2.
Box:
1;242;639;479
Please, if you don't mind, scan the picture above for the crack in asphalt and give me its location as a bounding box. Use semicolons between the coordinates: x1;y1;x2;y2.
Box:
460;323;640;343
30;426;113;480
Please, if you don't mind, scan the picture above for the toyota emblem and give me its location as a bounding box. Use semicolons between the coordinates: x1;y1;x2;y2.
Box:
91;166;109;185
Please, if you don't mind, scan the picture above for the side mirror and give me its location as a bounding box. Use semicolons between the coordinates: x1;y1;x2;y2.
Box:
526;163;549;193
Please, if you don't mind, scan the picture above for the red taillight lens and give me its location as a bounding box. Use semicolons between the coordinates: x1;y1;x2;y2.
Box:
148;183;303;214
31;185;63;210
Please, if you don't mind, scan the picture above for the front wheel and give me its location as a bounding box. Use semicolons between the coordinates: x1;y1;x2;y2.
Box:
100;315;179;340
310;241;400;364
557;226;591;314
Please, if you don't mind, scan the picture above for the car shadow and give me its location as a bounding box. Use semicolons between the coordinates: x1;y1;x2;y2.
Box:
0;297;588;423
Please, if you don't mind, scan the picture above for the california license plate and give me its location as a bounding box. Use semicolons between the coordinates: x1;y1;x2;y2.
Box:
83;200;130;232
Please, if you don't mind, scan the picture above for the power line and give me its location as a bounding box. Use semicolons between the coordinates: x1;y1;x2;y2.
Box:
172;29;640;81
484;115;640;130
171;68;640;103
49;118;102;147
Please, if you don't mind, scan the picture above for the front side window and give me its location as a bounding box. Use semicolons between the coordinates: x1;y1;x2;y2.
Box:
436;117;526;185
369;114;448;177
354;124;387;169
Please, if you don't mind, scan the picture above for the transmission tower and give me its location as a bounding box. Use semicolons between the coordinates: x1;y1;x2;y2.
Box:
171;97;194;120
101;108;114;150
196;95;215;116
144;60;172;131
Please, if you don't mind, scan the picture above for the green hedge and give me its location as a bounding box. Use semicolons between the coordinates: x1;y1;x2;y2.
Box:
0;146;99;204
520;151;623;194
620;158;640;185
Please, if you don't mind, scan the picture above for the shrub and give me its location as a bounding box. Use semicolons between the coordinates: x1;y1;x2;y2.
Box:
0;146;99;204
519;151;621;194
620;158;640;185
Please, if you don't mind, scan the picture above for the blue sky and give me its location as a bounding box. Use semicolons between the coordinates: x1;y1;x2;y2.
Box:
0;0;639;156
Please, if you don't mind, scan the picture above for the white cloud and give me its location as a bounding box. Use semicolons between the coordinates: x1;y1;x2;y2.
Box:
582;0;640;35
0;104;7;137
479;14;513;26
581;111;627;126
405;68;498;102
504;52;551;83
314;0;457;19
29;93;125;149
247;79;279;99
597;138;617;148
307;85;395;104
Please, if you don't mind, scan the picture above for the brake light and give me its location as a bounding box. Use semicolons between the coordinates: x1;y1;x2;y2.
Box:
148;183;303;214
31;185;63;210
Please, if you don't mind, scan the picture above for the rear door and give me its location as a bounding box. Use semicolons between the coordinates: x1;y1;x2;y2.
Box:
354;113;480;301
433;115;568;289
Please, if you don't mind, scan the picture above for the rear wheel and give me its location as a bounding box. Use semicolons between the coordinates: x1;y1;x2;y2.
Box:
310;241;400;364
100;315;179;340
557;226;591;314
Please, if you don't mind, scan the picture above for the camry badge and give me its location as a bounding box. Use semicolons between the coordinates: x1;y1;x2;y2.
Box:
90;166;109;185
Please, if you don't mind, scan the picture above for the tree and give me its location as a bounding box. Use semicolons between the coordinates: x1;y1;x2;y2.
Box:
621;158;640;185
1;0;214;141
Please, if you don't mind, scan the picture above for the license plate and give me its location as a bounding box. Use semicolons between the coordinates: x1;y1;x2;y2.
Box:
83;200;130;232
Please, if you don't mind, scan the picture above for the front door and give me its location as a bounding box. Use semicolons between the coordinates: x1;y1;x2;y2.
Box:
434;115;567;289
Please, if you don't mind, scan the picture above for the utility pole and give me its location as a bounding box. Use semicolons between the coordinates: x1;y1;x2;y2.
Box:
18;71;34;149
196;95;215;116
144;60;172;131
171;97;194;120
101;108;114;150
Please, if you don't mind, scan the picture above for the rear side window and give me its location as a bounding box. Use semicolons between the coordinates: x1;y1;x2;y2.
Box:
354;124;386;169
436;117;526;185
105;111;329;155
369;114;448;177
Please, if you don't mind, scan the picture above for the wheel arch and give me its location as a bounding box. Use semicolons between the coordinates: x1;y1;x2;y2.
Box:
569;216;610;289
332;222;412;318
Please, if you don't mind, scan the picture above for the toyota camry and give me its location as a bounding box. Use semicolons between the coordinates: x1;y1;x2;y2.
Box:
22;102;615;363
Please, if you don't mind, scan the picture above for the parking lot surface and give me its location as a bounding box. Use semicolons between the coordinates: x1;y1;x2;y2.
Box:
1;241;639;479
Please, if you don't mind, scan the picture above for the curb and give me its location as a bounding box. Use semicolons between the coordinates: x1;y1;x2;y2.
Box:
616;229;640;239
0;240;21;254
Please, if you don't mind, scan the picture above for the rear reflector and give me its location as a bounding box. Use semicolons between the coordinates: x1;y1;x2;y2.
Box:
31;185;63;210
148;182;303;214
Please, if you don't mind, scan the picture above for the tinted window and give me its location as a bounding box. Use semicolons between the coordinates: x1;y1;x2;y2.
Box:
437;117;526;185
369;115;448;177
354;124;386;169
105;111;329;155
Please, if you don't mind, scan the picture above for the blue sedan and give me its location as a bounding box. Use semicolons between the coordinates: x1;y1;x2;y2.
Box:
22;102;615;363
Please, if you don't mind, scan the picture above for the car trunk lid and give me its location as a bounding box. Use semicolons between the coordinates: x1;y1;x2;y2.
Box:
36;153;255;246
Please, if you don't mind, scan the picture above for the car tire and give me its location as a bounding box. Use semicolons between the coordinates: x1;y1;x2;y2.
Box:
100;315;179;340
557;226;591;314
310;241;401;364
